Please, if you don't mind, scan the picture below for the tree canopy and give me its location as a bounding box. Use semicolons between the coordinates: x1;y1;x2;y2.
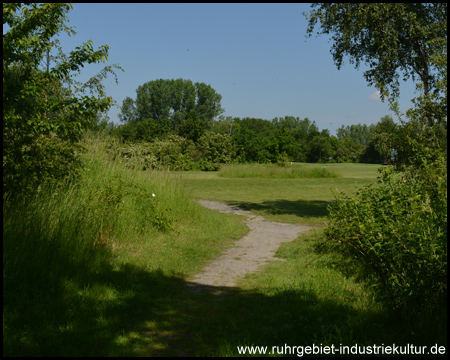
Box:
119;78;224;132
304;3;447;106
3;3;123;196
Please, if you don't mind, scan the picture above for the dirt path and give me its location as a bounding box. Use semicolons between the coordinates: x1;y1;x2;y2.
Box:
187;200;311;290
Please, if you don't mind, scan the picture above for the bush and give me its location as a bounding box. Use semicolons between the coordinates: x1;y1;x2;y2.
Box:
276;152;291;167
113;135;196;171
325;161;447;314
3;131;85;197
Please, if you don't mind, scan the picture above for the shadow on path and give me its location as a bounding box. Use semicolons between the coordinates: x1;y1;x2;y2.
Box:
229;199;332;219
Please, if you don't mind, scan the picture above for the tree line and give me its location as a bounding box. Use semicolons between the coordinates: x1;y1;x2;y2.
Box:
96;78;398;168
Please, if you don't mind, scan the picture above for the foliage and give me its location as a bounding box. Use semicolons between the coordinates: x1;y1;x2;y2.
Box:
112;112;403;168
325;162;446;313
333;136;365;163
119;78;224;132
3;3;123;197
306;132;333;163
308;2;447;320
113;135;196;171
230;117;275;163
276;152;291;167
304;3;447;101
336;123;376;146
375;80;447;170
178;109;205;143
195;131;233;171
360;116;397;164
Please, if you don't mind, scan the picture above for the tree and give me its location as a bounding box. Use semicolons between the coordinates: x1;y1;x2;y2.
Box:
3;3;123;196
336;123;375;146
304;3;447;119
333;136;365;163
178;109;205;143
121;78;224;134
311;4;447;317
306;132;333;163
118;96;138;124
231;117;279;163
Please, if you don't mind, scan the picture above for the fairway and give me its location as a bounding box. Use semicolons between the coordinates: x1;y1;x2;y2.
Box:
180;163;382;226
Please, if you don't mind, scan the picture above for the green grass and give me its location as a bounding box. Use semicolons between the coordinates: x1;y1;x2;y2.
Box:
218;163;341;179
182;229;446;356
179;162;382;226
3;132;248;356
4;146;446;356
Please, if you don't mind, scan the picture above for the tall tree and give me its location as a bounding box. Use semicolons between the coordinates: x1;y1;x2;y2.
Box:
336;123;376;146
3;3;123;196
304;3;447;125
121;78;224;133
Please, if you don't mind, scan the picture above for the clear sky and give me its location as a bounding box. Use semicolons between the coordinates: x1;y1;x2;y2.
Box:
13;3;419;135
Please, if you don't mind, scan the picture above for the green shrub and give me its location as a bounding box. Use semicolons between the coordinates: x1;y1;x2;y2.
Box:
324;161;447;314
195;131;233;170
113;135;195;171
276;152;291;167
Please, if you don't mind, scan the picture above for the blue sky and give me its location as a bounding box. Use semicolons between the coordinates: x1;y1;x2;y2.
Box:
11;3;419;135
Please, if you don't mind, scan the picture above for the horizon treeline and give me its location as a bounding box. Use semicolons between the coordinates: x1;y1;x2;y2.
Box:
97;111;396;167
94;78;396;168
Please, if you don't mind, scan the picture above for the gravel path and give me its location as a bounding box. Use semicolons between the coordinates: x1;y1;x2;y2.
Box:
187;200;311;290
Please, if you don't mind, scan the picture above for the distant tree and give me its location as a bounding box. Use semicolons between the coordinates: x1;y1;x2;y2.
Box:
336;123;375;146
273;116;319;140
231;118;280;163
120;79;224;135
334;136;365;163
118;96;138;124
366;115;398;162
178;109;205;143
211;115;234;135
307;133;333;163
196;131;233;170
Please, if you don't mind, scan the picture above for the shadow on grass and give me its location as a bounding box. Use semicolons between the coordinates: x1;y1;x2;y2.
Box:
229;199;332;219
5;259;443;357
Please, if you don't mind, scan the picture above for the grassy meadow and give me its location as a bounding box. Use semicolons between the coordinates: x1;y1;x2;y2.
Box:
180;162;382;226
3;135;446;356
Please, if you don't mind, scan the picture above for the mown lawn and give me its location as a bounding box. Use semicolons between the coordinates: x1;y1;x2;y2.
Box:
180;162;382;226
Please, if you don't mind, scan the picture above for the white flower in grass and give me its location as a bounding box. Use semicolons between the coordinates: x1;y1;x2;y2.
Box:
152;193;156;197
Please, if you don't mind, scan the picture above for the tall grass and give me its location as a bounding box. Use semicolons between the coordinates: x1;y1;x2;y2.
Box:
3;182;109;302
3;131;248;356
218;163;341;179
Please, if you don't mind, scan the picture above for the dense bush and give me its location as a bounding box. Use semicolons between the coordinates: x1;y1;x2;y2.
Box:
111;131;233;171
3;4;122;199
113;135;196;171
325;148;447;315
195;131;233;170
